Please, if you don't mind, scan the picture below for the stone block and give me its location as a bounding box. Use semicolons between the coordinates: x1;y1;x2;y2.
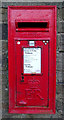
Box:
62;22;64;33
2;84;9;101
57;34;61;50
0;40;2;49
1;2;62;8
0;8;2;23
2;8;8;23
57;34;64;52
2;40;8;52
62;7;64;20
0;40;2;64
62;53;64;71
56;84;63;116
56;52;62;71
56;71;62;83
0;24;2;40
2;23;8;40
57;8;62;21
2;51;8;71
2;70;8;85
62;71;64;83
57;21;62;33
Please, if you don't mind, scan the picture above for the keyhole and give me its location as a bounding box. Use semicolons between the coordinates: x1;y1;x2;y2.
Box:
21;76;24;82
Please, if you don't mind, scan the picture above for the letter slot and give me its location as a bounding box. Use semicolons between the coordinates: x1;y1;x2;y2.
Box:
15;21;49;32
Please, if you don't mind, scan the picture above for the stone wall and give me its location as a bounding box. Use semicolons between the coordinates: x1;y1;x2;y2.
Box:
0;1;64;120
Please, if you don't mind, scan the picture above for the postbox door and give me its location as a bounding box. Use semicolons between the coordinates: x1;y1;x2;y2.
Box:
16;39;49;107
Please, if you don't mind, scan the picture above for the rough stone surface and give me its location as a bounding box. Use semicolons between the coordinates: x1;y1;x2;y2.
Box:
62;22;64;33
62;52;64;73
62;7;64;20
57;8;62;21
56;52;62;71
57;34;64;51
0;8;2;22
2;8;8;23
0;24;2;40
2;23;8;40
0;1;64;120
57;21;62;33
56;71;62;83
1;2;62;8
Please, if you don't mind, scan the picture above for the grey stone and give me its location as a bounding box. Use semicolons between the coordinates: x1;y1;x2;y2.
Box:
62;71;64;83
0;40;2;64
0;8;2;23
62;22;64;33
62;53;64;73
57;21;62;33
2;2;62;8
2;40;8;52
56;71;62;83
2;71;8;85
2;8;8;23
62;1;64;7
2;51;8;71
0;24;2;40
61;34;64;40
57;8;62;21
62;7;64;20
57;34;61;50
2;23;8;40
56;52;62;71
0;1;2;8
57;34;64;52
0;54;2;64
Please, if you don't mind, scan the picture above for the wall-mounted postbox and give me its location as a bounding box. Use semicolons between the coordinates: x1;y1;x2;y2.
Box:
8;6;56;114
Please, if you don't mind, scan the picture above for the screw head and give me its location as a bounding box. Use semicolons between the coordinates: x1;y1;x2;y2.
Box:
17;41;20;45
45;43;47;45
43;41;45;43
46;41;48;43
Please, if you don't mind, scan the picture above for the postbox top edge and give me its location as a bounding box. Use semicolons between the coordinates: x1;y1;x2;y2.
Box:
8;5;57;9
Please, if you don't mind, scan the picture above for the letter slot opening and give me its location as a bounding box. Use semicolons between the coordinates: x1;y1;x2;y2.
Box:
15;21;49;32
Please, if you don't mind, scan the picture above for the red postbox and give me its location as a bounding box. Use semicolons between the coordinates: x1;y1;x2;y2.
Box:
8;6;56;114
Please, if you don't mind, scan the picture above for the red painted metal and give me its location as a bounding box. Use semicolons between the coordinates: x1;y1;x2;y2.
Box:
8;6;56;114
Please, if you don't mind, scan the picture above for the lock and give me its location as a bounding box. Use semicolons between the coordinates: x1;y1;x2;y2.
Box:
21;76;24;82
